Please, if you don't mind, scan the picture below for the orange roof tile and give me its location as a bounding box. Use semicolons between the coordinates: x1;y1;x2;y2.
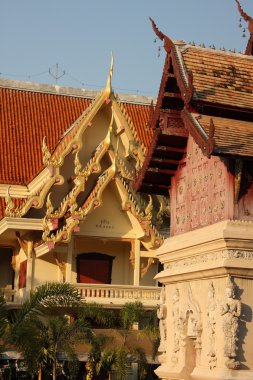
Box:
0;86;92;185
122;103;153;148
0;81;152;186
191;113;253;157
178;45;253;110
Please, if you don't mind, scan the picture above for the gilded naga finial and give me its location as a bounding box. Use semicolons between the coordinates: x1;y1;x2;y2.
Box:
74;152;82;176
45;192;54;217
42;136;51;166
5;187;15;216
105;51;114;95
145;195;153;221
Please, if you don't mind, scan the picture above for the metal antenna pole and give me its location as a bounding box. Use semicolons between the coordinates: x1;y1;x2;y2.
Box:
49;63;66;84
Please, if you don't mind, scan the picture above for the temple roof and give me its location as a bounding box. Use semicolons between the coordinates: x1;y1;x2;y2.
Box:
179;44;253;110
0;79;153;186
134;18;253;194
0;77;169;250
183;112;253;157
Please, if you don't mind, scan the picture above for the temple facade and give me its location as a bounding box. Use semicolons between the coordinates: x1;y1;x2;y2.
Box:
134;3;253;380
0;63;170;319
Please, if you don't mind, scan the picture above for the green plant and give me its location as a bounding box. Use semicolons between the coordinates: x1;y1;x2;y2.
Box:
133;347;148;380
112;347;129;380
81;302;116;327
7;282;89;380
119;302;145;330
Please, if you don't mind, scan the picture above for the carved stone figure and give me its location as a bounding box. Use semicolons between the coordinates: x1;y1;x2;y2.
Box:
220;276;241;369
157;286;167;354
206;282;217;369
171;288;182;365
185;285;202;366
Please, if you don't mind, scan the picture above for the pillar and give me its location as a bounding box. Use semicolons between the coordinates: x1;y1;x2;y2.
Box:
66;237;73;283
133;239;140;286
155;220;253;380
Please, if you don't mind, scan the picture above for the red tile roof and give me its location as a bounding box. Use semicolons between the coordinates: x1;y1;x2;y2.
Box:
0;86;92;185
178;45;253;110
0;81;152;186
135;20;253;194
192;113;253;157
123;103;153;148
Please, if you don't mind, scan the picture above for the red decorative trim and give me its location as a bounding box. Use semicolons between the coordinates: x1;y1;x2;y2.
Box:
150;55;171;130
149;19;195;122
181;108;211;157
148;100;155;129
149;17;165;41
133;129;161;192
235;0;253;55
183;70;194;105
169;48;189;102
207;118;215;157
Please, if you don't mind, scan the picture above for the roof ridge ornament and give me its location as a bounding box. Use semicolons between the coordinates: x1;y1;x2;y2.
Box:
235;0;253;55
149;17;174;53
149;17;165;41
105;51;114;95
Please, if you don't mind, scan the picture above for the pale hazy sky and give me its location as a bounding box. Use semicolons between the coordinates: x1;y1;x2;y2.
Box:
1;0;252;97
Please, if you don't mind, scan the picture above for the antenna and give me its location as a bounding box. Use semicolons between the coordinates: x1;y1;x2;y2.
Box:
49;63;66;84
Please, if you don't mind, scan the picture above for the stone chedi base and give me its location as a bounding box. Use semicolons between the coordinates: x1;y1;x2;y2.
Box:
155;220;253;380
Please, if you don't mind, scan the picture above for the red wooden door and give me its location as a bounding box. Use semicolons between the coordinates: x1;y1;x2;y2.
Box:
77;253;114;284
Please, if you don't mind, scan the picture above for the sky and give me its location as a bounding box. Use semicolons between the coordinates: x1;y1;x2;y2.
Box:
1;0;253;98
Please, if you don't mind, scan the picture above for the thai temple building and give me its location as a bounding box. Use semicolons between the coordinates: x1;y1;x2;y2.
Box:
133;1;253;379
1;0;253;379
0;62;171;313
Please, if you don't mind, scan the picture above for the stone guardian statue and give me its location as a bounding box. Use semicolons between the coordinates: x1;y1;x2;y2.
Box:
220;275;241;369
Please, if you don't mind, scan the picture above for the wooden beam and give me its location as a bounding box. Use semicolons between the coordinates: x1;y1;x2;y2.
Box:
140;183;169;195
155;146;185;153
164;92;182;98
147;167;175;175
151;157;179;165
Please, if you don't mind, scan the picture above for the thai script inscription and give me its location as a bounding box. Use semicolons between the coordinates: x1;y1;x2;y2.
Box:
95;219;114;229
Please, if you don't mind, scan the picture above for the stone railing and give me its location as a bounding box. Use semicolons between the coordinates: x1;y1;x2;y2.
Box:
0;287;16;303
74;283;161;308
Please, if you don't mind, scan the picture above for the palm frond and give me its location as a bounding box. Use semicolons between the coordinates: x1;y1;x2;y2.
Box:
14;282;82;324
119;302;145;330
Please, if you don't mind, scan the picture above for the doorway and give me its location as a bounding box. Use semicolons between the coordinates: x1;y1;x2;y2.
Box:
77;253;114;284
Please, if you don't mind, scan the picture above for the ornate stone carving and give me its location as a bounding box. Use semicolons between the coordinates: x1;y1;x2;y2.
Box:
170;285;202;368
165;248;253;270
157;286;167;355
206;282;217;369
172;137;229;236
171;288;182;365
220;275;241;369
184;285;202;367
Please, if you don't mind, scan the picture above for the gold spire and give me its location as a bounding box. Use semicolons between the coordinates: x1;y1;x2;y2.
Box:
105;52;114;95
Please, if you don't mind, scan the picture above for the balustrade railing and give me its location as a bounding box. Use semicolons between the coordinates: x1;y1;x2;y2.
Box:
0;287;16;303
1;284;161;308
74;283;161;308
